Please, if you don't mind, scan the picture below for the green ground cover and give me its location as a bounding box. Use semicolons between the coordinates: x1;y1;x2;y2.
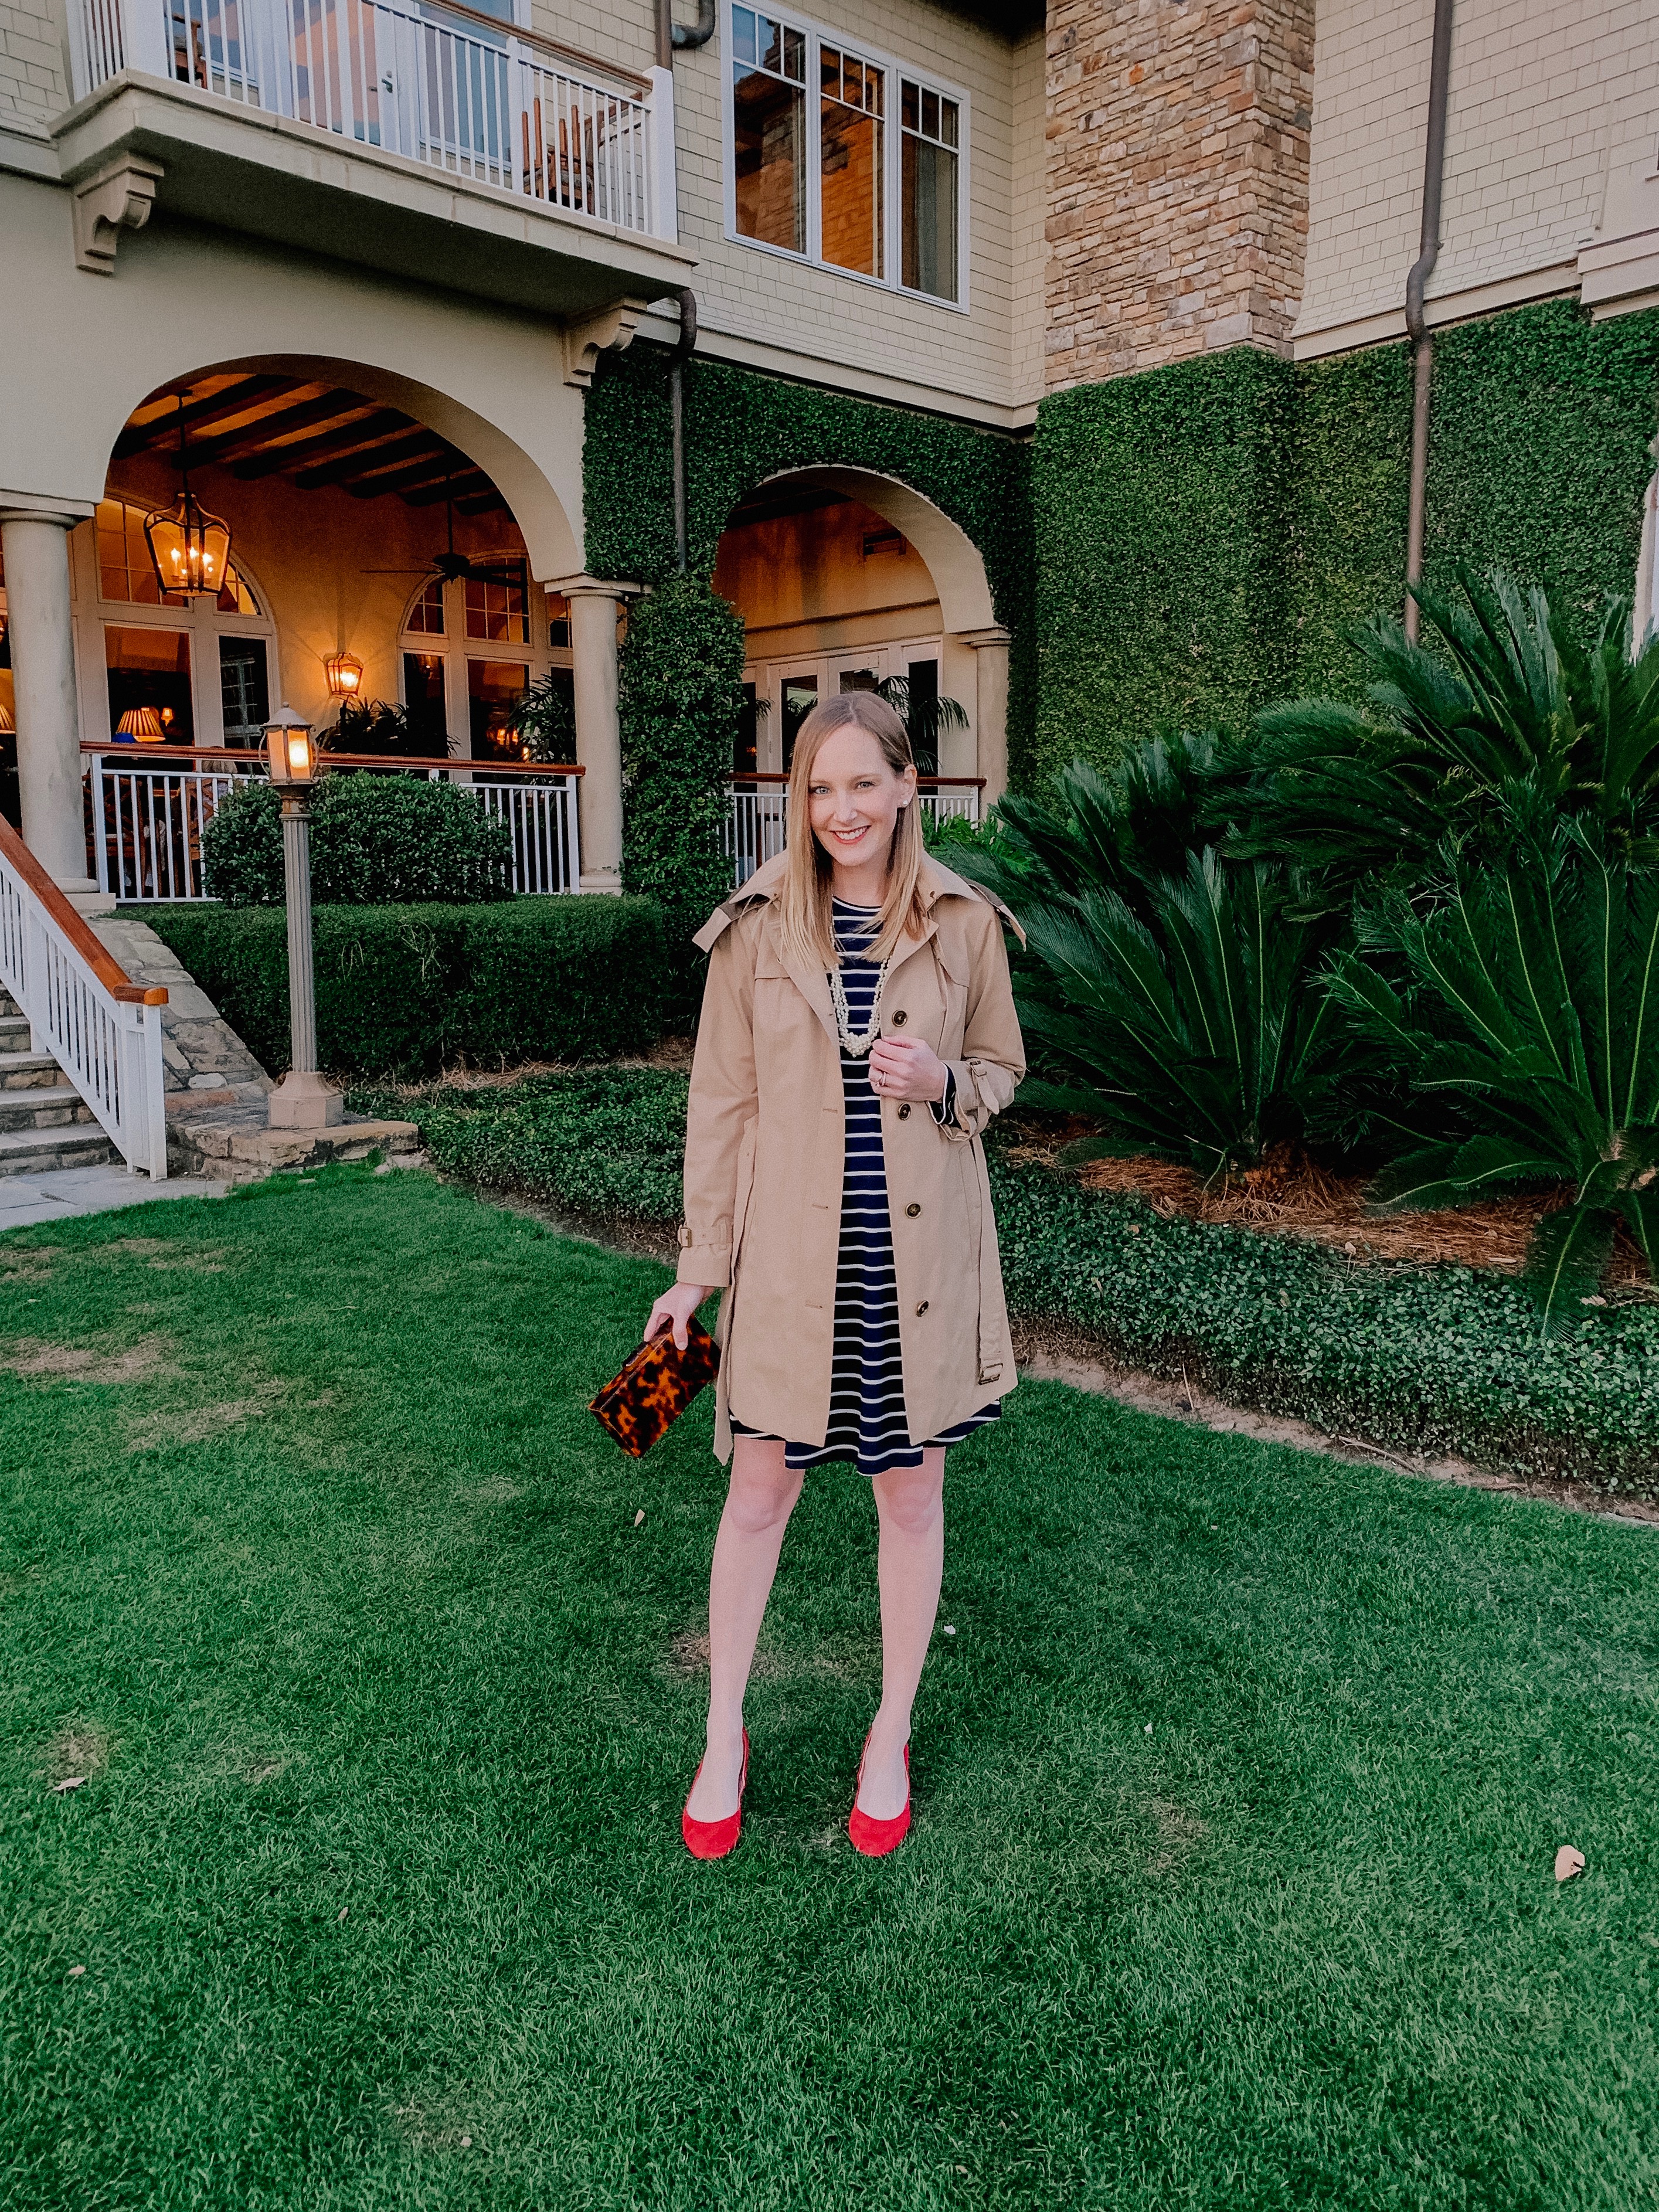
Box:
3;1169;1657;2208
349;1073;1659;1493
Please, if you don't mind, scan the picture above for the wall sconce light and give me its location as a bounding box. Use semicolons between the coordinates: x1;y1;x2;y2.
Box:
116;706;166;743
144;393;232;602
325;651;364;699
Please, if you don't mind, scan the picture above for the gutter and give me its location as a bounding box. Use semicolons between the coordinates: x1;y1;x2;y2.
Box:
669;287;698;572
1403;0;1456;642
656;0;715;69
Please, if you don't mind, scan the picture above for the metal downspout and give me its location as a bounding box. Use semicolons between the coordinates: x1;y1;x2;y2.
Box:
1403;0;1456;641
669;288;698;573
656;0;715;66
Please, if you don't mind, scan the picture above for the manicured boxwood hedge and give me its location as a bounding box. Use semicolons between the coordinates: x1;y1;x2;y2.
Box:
352;1067;1659;1494
139;898;669;1077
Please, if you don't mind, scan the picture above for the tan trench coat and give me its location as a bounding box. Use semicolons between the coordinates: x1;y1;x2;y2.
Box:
676;849;1027;1462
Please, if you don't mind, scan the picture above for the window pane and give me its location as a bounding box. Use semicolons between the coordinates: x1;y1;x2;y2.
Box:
219;636;268;745
781;674;817;769
782;25;803;79
902;130;958;301
820;46;883;277
403;652;448;750
732;4;755;62
546;590;571;648
734;53;805;253
902;79;917;130
105;626;193;745
940;96;958;149
468;658;528;761
406;577;445;636
464;564;529;643
735;682;758;774
921;88;937;138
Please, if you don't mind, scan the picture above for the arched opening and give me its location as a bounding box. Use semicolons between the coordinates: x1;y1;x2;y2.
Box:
712;465;1006;814
83;367;576;759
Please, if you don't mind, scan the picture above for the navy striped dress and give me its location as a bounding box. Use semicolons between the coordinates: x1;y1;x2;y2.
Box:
732;898;1001;1478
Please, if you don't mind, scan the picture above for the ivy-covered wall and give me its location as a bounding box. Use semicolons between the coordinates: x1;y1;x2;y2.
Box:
583;348;1037;775
583;301;1659;798
1031;300;1659;777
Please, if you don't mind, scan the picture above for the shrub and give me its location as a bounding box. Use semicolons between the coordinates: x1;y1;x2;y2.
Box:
202;772;514;907
1329;825;1659;1326
345;1062;1659;1492
618;573;747;998
141;897;669;1076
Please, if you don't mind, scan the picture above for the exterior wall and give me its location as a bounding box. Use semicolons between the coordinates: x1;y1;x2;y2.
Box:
668;0;1025;414
1;0;65;128
1044;0;1315;390
0;172;586;583
1008;28;1046;407
1297;0;1659;351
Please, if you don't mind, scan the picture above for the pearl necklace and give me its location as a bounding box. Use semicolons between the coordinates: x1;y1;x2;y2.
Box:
828;956;889;1058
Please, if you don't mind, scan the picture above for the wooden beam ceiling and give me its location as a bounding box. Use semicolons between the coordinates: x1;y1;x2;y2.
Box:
114;375;512;520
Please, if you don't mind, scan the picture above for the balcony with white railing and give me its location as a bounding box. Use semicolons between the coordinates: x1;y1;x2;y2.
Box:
726;774;983;889
56;0;689;298
84;745;582;902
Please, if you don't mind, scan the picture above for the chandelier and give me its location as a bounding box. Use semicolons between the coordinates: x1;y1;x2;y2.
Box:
144;394;232;602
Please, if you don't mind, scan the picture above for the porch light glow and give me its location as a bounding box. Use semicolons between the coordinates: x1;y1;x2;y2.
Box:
143;394;232;602
324;651;364;698
263;705;317;788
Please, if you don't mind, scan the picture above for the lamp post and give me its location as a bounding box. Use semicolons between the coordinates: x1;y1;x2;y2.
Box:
263;705;342;1130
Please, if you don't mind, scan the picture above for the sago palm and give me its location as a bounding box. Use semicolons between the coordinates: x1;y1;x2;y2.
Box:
1327;824;1659;1328
1236;569;1659;905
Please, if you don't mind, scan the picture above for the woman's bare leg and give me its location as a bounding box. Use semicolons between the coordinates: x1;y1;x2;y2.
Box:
685;1436;803;1822
859;1448;946;1820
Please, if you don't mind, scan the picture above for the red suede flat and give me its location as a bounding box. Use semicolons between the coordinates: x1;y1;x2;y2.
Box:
848;1734;911;1857
681;1728;749;1861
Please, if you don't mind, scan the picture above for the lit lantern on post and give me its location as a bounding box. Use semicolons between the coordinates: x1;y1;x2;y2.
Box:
324;651;363;700
142;394;232;602
262;705;342;1132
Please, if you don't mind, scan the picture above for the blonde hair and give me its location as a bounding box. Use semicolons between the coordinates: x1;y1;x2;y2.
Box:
777;691;926;970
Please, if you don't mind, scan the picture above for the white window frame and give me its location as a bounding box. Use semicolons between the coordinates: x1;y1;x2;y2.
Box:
399;572;572;763
720;0;970;315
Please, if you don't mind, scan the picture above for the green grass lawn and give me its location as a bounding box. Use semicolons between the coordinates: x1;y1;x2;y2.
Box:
2;1167;1656;2211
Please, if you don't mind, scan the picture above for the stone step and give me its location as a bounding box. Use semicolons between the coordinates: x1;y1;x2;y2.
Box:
0;1017;39;1055
0;1083;97;1134
0;1050;68;1092
0;1124;116;1180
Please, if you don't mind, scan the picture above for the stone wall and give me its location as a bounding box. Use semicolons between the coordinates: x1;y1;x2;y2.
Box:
1045;0;1315;390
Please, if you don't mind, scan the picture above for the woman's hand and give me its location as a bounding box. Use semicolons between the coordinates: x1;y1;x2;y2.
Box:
868;1034;949;1104
645;1282;718;1350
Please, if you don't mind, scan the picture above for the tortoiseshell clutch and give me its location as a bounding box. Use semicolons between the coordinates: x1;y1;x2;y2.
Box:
589;1318;721;1458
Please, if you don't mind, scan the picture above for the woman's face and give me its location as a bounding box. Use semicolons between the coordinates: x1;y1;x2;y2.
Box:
807;724;917;872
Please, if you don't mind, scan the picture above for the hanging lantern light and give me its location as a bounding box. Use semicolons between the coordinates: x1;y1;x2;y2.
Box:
324;650;364;699
144;394;232;602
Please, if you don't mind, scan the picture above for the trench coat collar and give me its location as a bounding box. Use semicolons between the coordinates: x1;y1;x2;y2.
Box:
691;848;1024;1051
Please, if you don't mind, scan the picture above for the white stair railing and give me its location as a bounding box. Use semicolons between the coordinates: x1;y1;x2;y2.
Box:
0;817;169;1180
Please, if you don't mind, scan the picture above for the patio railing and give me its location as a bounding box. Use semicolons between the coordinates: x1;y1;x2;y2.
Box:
0;812;169;1178
68;0;674;237
84;745;582;902
726;774;983;889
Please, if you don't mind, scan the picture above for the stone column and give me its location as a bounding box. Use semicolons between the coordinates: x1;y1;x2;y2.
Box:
961;626;1012;811
1;504;98;896
557;575;638;894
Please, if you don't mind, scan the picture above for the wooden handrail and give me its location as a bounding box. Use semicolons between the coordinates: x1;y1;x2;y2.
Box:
0;814;168;1005
727;773;987;788
83;744;584;778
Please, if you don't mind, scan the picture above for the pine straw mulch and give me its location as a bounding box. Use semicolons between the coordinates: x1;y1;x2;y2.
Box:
999;1122;1654;1295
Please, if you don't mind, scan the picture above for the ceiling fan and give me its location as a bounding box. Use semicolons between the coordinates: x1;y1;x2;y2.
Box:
362;483;526;589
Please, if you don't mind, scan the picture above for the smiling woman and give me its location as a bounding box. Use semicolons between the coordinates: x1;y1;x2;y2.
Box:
643;688;1025;1863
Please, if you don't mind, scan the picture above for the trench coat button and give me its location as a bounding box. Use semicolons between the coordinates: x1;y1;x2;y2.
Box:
896;1103;910;1120
906;1202;921;1217
891;1010;908;1026
915;1300;929;1315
